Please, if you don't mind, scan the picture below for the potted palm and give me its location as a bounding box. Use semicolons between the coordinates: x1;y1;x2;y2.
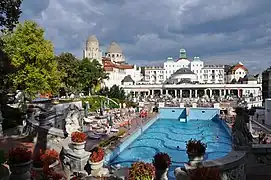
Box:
89;147;105;170
153;152;171;180
186;139;207;167
71;131;87;153
128;161;155;180
8;147;32;178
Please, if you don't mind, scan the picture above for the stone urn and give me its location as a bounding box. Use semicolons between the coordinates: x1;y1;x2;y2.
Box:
187;152;204;167
155;168;169;180
9;160;32;180
71;141;86;154
89;159;104;170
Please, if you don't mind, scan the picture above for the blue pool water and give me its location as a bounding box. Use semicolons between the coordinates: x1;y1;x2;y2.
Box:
110;117;232;179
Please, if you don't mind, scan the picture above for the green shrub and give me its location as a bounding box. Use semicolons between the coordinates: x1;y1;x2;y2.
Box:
81;96;120;111
116;129;126;137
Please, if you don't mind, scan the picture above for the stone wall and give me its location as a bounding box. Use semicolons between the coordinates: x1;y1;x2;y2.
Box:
203;150;246;180
246;144;271;179
27;101;84;138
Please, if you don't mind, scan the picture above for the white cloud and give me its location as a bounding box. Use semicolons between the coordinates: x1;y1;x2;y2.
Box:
20;0;271;73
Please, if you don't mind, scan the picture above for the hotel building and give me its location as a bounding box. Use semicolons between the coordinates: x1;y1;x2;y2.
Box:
83;36;262;99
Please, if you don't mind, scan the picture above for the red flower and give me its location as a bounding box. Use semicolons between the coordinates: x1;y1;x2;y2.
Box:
90;147;104;163
8;147;32;164
153;152;171;169
71;132;87;143
33;149;59;168
186;139;207;155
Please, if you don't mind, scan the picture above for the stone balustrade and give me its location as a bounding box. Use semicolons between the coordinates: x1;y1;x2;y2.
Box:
246;144;271;179
174;150;246;180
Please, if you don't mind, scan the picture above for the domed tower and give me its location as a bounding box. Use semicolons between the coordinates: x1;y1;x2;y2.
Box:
83;35;102;64
105;42;125;63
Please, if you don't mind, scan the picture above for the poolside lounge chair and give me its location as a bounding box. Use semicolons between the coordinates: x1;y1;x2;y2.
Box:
111;128;119;132
83;117;95;123
94;127;111;136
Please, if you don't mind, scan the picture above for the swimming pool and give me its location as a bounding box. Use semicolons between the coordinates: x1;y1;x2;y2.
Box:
109;108;232;179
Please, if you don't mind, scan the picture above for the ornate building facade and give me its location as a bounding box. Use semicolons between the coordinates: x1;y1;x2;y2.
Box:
142;48;249;85
83;37;261;99
83;36;142;88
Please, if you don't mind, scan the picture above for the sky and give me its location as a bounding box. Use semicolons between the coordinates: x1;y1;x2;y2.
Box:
20;0;271;74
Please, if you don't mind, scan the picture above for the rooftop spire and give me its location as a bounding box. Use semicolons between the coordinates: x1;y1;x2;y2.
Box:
179;48;187;59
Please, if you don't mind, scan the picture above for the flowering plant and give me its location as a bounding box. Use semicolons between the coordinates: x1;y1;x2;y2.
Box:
153;152;171;170
8;147;32;164
31;167;65;180
128;161;155;180
89;147;104;163
186;139;207;155
71;131;87;143
189;166;221;180
33;149;59;168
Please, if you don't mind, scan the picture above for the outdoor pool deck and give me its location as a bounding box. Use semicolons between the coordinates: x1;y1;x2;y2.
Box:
85;112;157;151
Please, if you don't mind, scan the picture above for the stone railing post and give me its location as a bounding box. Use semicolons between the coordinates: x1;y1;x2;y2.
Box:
60;138;90;178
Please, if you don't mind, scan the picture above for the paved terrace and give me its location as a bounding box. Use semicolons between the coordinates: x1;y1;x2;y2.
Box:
85;112;157;151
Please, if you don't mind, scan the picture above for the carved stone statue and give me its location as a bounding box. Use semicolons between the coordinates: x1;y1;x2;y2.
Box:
64;104;82;136
232;107;253;149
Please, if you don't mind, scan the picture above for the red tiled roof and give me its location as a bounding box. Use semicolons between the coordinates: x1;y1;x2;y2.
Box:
231;63;248;72
102;57;134;71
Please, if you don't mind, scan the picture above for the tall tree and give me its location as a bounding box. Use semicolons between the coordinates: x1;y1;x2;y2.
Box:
1;20;62;98
108;85;126;100
78;58;108;95
0;0;23;104
0;0;23;32
55;52;80;94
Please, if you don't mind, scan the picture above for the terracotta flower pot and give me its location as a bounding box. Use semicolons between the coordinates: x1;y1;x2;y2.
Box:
187;152;204;167
89;159;104;170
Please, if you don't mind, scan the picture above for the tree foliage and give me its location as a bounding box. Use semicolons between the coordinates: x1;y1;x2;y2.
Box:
55;52;80;93
108;85;126;100
0;0;23;104
1;20;62;98
78;58;108;95
0;0;22;32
